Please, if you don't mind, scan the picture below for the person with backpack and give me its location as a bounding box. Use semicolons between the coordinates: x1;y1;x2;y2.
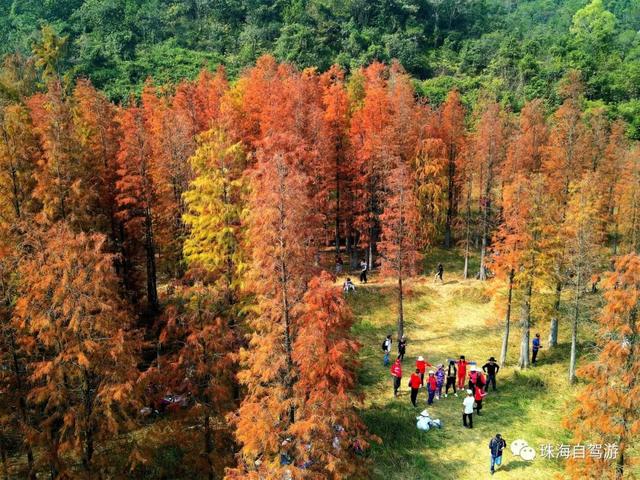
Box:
398;335;407;361
408;368;422;407
382;335;392;366
426;371;438;405
445;360;457;397
457;355;469;390
489;433;507;475
482;357;500;392
390;357;402;397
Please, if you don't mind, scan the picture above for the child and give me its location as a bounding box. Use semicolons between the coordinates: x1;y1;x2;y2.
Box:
435;364;445;400
343;278;356;293
426;371;438;405
382;335;392;366
390;357;402;397
474;384;486;415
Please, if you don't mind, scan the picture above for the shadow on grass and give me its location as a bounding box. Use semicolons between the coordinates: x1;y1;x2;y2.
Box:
500;459;530;471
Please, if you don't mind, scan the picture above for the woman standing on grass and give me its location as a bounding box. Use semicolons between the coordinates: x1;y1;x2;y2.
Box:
398;335;407;361
457;355;469;390
445;360;457;397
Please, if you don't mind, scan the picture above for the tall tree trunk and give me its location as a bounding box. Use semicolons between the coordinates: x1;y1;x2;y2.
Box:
444;147;456;248
463;176;472;279
500;269;514;367
397;275;404;339
568;269;581;384
144;207;158;312
549;281;562;347
518;280;533;369
335;156;341;256
478;167;493;280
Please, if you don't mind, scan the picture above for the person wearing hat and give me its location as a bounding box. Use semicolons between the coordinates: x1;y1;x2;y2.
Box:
408;368;422;407
390;356;403;397
468;365;486;392
482;357;500;392
416;356;432;385
445;359;458;397
462;389;474;428
457;355;469;390
489;433;507;475
426;371;438;405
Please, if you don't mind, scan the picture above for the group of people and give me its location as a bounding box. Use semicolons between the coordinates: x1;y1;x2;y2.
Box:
385;338;502;428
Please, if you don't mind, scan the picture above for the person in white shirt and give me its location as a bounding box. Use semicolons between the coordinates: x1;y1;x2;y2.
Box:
463;389;475;429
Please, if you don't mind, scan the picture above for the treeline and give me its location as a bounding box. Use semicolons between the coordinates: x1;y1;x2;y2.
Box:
0;55;639;478
1;0;639;136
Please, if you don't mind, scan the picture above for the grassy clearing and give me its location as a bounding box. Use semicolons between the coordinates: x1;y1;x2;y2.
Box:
343;249;600;480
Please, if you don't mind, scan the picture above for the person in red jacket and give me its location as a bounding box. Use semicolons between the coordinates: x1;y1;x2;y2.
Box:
474;384;486;415
426;371;438;405
416;356;433;385
457;355;469;390
408;368;422;406
390;357;403;397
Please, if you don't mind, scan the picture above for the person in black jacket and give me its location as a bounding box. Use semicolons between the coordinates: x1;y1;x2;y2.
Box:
482;357;500;392
398;336;407;361
489;433;507;475
444;360;457;397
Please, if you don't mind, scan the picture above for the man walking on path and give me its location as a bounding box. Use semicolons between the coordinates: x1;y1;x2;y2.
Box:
408;369;422;407
463;389;474;429
445;360;457;397
532;333;542;364
489;433;507;475
434;263;444;283
391;357;402;397
382;334;392;366
483;357;500;391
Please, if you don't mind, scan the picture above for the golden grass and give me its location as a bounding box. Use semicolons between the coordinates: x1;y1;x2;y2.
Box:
343;251;599;480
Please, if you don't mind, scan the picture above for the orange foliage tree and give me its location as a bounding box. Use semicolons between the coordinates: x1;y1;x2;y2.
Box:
14;223;140;477
379;158;421;339
115;102;160;312
472;100;508;280
437;90;466;248
565;254;640;479
0;104;40;223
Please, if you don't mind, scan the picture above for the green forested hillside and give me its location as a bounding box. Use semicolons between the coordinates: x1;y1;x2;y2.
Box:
1;0;639;135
